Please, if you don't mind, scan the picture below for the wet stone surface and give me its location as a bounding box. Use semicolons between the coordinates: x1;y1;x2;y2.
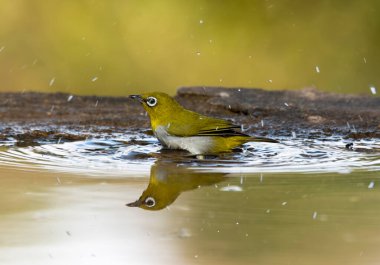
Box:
0;87;379;146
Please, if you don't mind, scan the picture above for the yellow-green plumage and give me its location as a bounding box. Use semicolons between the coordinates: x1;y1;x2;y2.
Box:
130;92;277;155
127;162;226;210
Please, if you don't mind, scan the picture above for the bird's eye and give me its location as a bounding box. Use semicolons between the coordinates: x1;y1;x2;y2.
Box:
146;97;158;107
144;197;156;207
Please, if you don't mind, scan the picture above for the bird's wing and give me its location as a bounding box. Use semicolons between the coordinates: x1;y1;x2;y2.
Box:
165;113;247;137
196;125;247;137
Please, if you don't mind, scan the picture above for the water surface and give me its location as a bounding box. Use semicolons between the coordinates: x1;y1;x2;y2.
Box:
0;133;379;265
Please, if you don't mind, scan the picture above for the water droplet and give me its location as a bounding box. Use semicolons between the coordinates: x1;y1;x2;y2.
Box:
67;95;74;102
368;181;375;189
220;185;243;192
312;211;318;219
0;46;4;52
49;77;55;87
315;66;320;73
91;77;98;82
199;19;204;24
363;57;367;64
369;86;377;95
196;51;201;56
268;79;273;83
219;92;230;98
282;201;287;206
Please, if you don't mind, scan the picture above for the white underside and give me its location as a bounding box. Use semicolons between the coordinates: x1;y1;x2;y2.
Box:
154;126;213;155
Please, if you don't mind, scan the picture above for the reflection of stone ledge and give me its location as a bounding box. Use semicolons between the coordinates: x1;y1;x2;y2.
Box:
0;87;379;142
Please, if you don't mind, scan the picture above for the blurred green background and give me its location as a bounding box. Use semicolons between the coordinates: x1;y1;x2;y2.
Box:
0;0;379;96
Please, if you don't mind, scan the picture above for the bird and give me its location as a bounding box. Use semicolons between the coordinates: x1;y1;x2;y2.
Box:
129;92;277;155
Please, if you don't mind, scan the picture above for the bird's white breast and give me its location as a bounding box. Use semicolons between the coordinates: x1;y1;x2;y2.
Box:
154;126;213;155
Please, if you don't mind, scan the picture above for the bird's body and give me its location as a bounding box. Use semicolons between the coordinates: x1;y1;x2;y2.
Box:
154;125;250;155
130;92;277;155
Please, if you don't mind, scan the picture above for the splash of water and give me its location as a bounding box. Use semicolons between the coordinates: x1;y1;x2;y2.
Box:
0;132;379;176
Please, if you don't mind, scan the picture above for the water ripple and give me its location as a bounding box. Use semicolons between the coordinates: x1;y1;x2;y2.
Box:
0;133;379;176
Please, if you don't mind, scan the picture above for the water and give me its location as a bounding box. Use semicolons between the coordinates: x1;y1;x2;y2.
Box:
0;132;380;265
1;132;379;175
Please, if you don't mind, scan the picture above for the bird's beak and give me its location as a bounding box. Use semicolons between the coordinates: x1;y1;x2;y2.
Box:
126;200;142;207
129;94;144;103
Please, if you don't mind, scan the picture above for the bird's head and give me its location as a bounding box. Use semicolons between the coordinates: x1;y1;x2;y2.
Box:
129;92;182;128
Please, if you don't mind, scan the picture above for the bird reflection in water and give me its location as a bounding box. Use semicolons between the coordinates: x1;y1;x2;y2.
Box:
127;161;227;211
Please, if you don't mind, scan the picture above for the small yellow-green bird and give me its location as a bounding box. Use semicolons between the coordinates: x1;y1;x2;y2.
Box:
130;92;277;155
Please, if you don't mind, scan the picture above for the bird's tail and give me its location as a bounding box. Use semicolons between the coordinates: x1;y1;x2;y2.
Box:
249;136;279;143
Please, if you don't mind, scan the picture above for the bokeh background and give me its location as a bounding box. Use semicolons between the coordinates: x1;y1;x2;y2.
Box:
0;0;379;96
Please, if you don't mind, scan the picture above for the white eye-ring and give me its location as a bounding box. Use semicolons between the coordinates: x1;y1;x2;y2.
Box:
146;97;158;107
144;197;156;207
